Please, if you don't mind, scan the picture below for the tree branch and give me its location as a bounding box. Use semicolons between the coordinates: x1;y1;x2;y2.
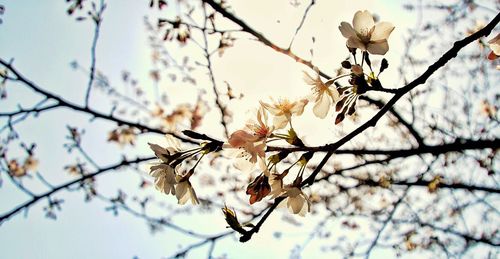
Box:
364;189;409;258
0;156;154;224
267;138;499;156
0;58;198;144
201;4;230;138
84;0;105;107
288;0;316;49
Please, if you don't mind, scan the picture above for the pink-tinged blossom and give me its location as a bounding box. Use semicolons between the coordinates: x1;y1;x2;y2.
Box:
228;130;259;148
227;108;274;168
245;107;274;140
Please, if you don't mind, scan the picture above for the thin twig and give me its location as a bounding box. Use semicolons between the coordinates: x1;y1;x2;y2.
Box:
364;189;409;258
0;156;154;224
288;0;316;49
84;0;105;107
0;58;198;145
201;3;230;138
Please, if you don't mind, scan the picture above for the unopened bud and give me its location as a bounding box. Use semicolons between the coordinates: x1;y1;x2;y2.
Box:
341;60;352;69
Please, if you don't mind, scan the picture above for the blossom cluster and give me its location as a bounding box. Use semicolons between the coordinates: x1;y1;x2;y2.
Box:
223;10;397;218
147;9;499;231
7;155;38;177
148;133;222;205
147;10;395;219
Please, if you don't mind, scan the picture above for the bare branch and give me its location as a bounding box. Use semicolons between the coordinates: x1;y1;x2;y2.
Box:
0;156;154;224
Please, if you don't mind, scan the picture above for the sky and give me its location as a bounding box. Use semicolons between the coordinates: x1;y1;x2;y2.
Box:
2;0;493;258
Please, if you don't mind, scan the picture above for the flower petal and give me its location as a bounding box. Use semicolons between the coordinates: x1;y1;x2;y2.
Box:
290;99;308;115
313;93;331;119
188;186;199;205
339;22;356;38
165;168;176;184
285;187;301;196
149;164;164;172
303;70;317;85
297;202;308;216
234;156;255;172
288;196;305;214
487;33;500;45
178;193;189;205
163;181;175;195
353;10;374;37
488;33;500;55
148;143;168;156
347;36;366;50
256;107;266;127
367;40;389;55
150;169;162;178
269;177;283;198
257;157;270;176
371;22;395;41
327;87;340;102
175;182;188;204
260;101;281;115
165;134;181;151
273;115;288;129
228;130;256;148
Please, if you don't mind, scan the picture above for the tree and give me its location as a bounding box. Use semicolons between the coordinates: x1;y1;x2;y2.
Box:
0;0;499;258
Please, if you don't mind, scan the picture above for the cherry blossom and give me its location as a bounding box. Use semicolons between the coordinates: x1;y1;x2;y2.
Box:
245;107;274;140
227;108;274;168
339;10;395;55
268;173;285;199
175;177;199;205
304;70;340;118
149;163;177;195
282;186;311;216
260;98;308;129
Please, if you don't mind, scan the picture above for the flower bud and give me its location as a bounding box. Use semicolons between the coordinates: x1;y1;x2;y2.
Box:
341;60;352;69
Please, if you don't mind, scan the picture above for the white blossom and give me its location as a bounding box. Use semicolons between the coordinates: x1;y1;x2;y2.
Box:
149;164;177;195
304;70;339;118
268;174;284;199
282;186;311;216
148;135;182;163
339;10;394;55
175;178;199;205
260;98;308;129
